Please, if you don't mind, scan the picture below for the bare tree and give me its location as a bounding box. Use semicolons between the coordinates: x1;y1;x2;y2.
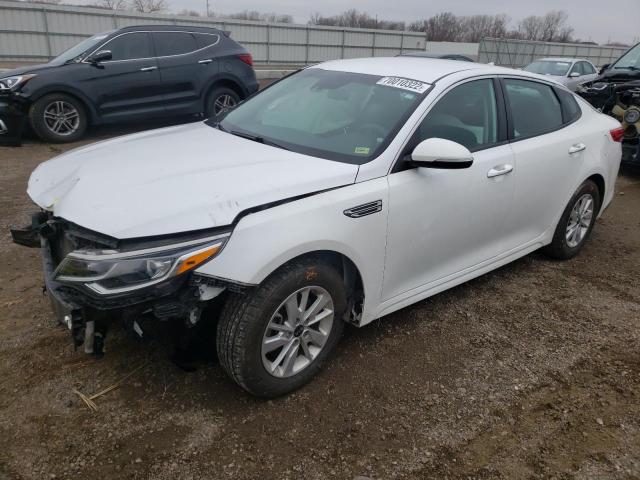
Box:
224;10;293;23
308;9;404;30
177;8;201;17
460;14;508;42
130;0;166;13
517;10;573;42
94;0;128;10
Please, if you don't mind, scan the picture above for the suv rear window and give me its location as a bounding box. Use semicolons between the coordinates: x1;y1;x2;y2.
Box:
153;32;197;57
194;33;220;49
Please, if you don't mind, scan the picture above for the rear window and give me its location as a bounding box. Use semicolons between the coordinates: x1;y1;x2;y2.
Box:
556;88;582;124
105;32;152;61
153;32;197;56
194;33;220;49
504;79;563;139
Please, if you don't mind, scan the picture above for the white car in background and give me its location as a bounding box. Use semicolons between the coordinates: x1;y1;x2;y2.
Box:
14;57;622;397
523;57;599;91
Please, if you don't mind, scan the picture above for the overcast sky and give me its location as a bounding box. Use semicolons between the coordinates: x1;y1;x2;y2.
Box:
169;0;640;44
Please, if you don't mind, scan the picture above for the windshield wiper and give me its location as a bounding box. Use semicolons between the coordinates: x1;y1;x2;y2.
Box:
228;129;290;151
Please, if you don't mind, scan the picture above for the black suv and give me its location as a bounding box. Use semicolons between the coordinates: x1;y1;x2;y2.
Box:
0;25;258;144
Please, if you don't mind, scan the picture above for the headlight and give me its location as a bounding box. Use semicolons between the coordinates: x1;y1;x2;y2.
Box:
54;234;229;295
0;74;36;91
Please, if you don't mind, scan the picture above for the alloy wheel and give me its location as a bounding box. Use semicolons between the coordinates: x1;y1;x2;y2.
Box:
566;193;594;248
213;94;236;116
43;101;80;136
261;286;334;378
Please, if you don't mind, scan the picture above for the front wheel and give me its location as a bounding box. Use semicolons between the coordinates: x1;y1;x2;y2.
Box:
216;258;346;397
29;93;87;143
543;179;600;260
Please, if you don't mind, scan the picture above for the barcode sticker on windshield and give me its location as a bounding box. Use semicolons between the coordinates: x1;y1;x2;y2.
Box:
376;77;430;94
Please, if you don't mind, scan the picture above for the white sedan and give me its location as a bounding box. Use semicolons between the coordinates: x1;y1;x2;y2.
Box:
15;57;622;397
522;57;599;91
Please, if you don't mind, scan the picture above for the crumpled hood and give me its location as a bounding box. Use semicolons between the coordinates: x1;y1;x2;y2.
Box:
28;122;358;239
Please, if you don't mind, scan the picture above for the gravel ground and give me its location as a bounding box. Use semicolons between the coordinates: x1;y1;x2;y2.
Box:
0;125;639;480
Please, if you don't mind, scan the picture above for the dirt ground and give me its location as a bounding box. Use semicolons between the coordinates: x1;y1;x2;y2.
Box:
0;124;639;480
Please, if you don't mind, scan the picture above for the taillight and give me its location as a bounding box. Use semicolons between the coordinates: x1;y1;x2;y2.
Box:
610;126;625;142
237;54;253;67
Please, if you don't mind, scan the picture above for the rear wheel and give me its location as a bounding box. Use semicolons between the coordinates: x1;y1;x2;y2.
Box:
29;93;87;143
216;257;346;397
543;179;600;260
206;86;240;121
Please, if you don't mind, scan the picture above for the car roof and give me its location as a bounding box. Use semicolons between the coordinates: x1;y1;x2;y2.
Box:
117;25;223;34
398;52;471;59
314;56;525;84
535;57;592;64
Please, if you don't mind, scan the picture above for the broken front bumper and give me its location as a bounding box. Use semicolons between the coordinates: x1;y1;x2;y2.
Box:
0;94;29;146
10;214;231;356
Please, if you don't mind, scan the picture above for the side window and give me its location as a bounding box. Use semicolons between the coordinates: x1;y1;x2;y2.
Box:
194;33;220;49
153;32;198;57
103;32;152;61
412;79;498;152
556;88;582;124
583;62;597;75
569;63;582;76
504;79;563;139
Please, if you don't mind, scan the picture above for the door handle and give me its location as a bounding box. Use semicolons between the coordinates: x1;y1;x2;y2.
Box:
140;66;157;72
568;143;586;154
487;164;514;178
198;59;213;64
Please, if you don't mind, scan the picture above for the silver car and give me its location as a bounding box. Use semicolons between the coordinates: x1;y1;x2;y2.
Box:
523;57;598;91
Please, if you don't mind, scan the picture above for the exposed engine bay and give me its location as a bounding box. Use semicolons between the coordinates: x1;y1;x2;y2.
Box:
576;43;640;165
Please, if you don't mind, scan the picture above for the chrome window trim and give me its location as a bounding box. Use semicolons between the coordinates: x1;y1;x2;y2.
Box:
82;30;221;64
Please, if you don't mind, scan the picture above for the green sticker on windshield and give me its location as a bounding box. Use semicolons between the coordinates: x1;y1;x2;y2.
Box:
354;147;370;155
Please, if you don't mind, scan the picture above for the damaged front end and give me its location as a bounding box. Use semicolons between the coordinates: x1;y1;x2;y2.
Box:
11;212;237;357
578;79;640;165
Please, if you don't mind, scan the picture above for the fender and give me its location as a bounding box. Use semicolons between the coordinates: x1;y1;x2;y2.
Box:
195;177;390;324
202;72;253;102
28;84;99;123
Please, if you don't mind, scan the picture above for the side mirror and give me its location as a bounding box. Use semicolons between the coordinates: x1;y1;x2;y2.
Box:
569;71;581;78
599;63;610;74
88;50;112;65
409;138;473;169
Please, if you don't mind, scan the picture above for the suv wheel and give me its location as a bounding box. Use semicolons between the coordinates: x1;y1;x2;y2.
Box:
206;87;240;120
29;93;87;143
216;257;346;397
543;179;600;260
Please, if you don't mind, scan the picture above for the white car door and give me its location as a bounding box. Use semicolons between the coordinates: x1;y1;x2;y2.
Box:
382;78;516;301
500;78;586;248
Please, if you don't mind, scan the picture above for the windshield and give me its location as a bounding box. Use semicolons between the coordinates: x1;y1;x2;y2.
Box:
523;60;571;76
613;43;640;70
215;68;428;164
49;31;114;66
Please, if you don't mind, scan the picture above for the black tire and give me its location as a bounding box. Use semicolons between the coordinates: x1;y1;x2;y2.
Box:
205;86;240;120
29;93;88;143
216;257;346;397
543;179;601;260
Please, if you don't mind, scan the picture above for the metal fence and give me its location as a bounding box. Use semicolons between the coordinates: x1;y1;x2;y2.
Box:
0;0;430;64
478;38;628;69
